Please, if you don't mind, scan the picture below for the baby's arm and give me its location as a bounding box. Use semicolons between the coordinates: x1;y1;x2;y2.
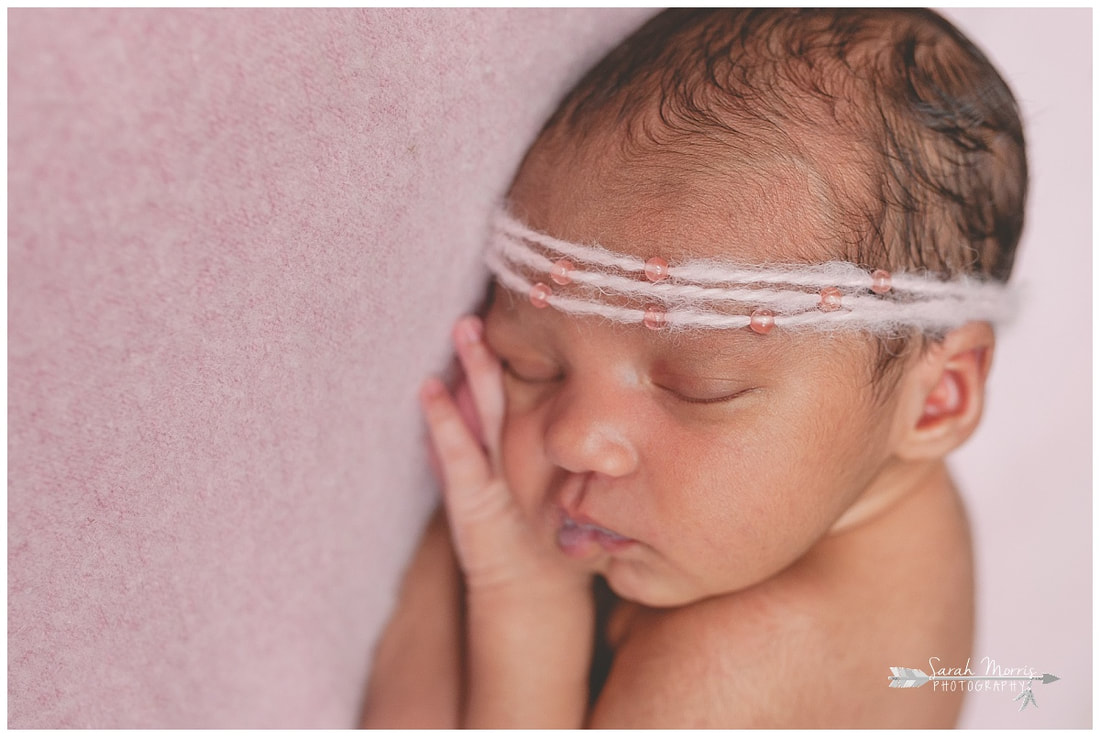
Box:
417;317;595;728
590;590;817;727
360;507;463;728
590;581;871;728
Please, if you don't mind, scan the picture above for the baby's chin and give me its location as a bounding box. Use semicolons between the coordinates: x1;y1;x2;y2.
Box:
602;558;732;609
601;551;801;609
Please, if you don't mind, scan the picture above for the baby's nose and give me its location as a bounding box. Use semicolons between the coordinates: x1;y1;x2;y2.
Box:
542;380;640;478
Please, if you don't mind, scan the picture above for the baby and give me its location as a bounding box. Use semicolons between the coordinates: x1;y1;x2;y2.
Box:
363;8;1026;728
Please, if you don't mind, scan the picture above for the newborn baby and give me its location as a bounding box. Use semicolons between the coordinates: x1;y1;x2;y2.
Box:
364;8;1026;728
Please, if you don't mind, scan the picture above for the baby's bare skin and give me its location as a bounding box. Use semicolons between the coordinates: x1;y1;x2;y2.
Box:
592;461;972;727
364;459;972;728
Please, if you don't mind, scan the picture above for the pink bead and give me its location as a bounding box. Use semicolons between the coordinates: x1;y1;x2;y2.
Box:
529;282;552;308
871;269;892;294
550;258;574;285
643;305;667;330
749;308;775;335
644;256;670;282
819;287;843;312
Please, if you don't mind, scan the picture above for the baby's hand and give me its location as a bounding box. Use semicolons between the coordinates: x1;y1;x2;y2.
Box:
419;316;587;596
419;316;595;727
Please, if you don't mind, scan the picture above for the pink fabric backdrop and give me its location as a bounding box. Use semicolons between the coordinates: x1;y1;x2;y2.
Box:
8;8;651;727
8;8;1089;728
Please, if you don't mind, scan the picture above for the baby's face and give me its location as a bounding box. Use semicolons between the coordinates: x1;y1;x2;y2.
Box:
485;141;910;607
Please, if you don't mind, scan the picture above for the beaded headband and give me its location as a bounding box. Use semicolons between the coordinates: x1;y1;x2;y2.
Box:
486;207;1014;335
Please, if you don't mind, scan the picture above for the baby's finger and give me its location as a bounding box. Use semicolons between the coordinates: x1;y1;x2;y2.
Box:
420;377;520;578
420;378;493;502
453;317;505;471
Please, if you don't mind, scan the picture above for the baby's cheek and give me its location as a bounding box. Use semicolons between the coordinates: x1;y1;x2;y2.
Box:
704;417;836;544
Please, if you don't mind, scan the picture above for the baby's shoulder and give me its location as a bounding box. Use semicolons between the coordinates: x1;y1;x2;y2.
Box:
591;480;972;728
591;574;853;727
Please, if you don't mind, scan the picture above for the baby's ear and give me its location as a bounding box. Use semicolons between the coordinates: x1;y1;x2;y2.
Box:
892;322;996;461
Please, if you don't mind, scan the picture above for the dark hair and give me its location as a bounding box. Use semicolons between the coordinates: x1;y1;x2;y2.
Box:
518;8;1028;389
529;8;1027;282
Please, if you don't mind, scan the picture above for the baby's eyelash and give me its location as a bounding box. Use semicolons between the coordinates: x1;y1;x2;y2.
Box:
662;386;756;405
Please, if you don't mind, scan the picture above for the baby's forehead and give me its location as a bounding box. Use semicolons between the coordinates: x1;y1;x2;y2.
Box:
510;135;846;267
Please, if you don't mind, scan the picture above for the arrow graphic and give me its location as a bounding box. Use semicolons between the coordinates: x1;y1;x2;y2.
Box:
888;667;1060;711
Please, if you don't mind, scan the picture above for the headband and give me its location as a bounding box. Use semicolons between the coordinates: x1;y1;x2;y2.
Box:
485;207;1014;335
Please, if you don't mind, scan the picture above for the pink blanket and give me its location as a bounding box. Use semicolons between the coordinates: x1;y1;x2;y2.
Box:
8;9;649;727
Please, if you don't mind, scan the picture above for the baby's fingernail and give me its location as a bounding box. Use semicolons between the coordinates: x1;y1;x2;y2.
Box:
455;316;482;346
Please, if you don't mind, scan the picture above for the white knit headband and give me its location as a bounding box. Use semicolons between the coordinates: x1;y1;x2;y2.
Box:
485;207;1014;335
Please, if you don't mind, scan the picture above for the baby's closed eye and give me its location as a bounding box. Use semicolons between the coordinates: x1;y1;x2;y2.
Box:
501;358;563;384
651;374;757;405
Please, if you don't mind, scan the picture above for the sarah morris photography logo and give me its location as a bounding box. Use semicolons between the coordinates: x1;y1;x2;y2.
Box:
888;656;1060;711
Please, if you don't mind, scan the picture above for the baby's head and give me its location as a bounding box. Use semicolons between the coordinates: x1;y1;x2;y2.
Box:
515;8;1025;278
481;9;1027;606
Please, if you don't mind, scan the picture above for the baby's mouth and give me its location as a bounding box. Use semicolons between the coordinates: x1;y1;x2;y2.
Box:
557;514;635;557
